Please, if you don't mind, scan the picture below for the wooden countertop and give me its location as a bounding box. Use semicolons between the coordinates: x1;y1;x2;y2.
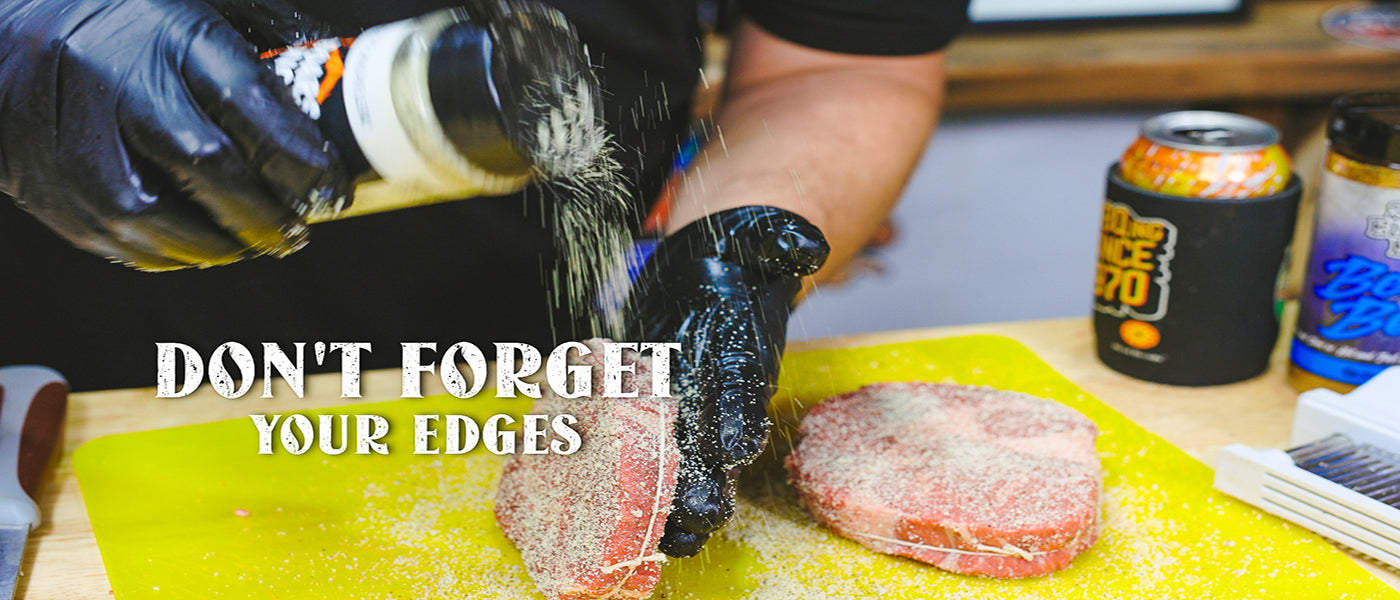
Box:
943;0;1400;111
693;0;1399;118
22;317;1399;597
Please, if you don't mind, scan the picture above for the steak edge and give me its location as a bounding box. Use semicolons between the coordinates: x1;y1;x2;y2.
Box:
496;339;680;599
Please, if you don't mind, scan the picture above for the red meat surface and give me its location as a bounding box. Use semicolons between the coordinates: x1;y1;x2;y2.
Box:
785;382;1102;578
496;339;680;599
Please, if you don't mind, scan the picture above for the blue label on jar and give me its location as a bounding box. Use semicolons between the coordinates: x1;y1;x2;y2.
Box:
1310;254;1400;339
1294;168;1400;386
1291;339;1393;385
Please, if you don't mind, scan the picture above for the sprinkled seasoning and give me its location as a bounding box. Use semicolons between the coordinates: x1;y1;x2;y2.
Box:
498;51;636;338
496;339;679;599
535;139;636;338
264;5;639;331
349;458;539;599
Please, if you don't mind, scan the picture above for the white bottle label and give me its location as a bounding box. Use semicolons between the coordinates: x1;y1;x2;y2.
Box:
339;21;454;190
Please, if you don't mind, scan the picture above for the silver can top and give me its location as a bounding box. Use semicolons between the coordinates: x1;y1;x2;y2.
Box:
1140;111;1280;153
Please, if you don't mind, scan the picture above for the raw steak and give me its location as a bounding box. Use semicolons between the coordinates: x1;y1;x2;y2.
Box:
496;339;680;599
785;382;1102;578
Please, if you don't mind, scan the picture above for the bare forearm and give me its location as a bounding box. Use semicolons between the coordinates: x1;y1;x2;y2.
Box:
664;22;947;281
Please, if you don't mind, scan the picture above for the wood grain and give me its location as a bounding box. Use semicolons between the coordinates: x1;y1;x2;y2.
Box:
943;0;1400;110
18;316;1399;597
694;1;1398;115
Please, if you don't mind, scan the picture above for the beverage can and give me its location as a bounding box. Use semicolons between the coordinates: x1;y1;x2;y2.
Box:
1290;92;1400;392
1120;111;1292;199
1094;111;1300;386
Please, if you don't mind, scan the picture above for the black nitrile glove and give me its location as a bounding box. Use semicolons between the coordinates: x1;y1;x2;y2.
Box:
626;205;830;557
0;0;350;270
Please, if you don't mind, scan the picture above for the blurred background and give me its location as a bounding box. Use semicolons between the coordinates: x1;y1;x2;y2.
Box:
775;0;1400;340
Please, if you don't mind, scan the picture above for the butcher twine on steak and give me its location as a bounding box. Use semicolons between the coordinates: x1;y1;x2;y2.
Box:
496;339;680;599
785;382;1102;578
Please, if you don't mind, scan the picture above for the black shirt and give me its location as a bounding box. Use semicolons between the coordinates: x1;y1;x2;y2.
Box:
0;0;969;391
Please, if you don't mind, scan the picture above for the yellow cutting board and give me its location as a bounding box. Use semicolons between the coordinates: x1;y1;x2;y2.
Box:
75;336;1397;599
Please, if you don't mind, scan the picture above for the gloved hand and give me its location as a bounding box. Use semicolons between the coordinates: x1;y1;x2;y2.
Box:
0;0;350;270
626;205;830;557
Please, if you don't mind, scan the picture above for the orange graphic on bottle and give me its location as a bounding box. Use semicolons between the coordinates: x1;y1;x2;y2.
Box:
1119;320;1162;350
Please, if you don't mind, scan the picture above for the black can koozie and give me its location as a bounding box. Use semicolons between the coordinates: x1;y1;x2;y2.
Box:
1093;166;1301;386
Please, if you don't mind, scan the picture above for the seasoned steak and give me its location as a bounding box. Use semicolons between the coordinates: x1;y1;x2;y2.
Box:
785;382;1102;578
496;340;680;599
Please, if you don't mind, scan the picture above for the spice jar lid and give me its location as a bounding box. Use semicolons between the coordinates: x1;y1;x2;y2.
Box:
1329;91;1400;167
429;0;602;180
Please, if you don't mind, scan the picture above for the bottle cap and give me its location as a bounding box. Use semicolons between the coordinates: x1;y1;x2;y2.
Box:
1329;91;1400;168
427;20;526;177
429;1;602;180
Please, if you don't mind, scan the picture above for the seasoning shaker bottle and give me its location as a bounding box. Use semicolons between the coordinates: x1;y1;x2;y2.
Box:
262;0;604;221
1290;92;1400;393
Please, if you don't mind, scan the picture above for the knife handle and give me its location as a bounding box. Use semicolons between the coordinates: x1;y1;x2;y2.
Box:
0;367;68;529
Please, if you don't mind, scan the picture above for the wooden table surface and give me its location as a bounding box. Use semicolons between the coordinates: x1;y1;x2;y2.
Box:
22;317;1399;597
943;0;1400;111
